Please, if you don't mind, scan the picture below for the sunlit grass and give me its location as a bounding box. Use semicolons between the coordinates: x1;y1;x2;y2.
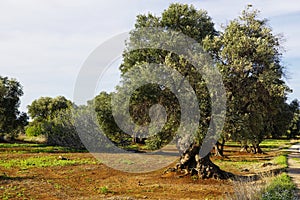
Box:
214;159;259;171
292;157;300;163
260;139;292;149
0;143;87;154
0;143;45;148
272;154;288;168
0;155;100;169
225;139;293;152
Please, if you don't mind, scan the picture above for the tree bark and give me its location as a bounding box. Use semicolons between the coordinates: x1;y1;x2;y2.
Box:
175;143;234;179
240;145;250;153
214;139;225;157
252;143;263;154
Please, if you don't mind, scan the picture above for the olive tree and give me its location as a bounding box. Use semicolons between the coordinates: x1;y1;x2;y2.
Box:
203;6;290;153
0;76;28;140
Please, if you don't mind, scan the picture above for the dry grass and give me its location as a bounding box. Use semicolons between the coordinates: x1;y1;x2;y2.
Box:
226;174;274;200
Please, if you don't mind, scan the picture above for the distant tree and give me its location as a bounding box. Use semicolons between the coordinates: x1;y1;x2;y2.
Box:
28;96;71;121
45;107;84;149
286;99;300;139
93;92;131;146
0;76;28;140
269;101;293;139
26;96;83;148
203;5;290;153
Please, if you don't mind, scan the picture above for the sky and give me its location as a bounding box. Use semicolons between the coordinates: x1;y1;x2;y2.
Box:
0;0;299;112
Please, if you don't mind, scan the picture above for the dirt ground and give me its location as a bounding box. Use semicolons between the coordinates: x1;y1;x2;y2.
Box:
287;143;300;198
0;144;284;200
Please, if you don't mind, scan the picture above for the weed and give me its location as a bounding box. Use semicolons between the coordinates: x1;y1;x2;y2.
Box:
54;183;62;189
261;173;297;200
98;186;110;194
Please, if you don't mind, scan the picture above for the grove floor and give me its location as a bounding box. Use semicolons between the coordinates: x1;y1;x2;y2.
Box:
287;143;300;198
0;142;290;199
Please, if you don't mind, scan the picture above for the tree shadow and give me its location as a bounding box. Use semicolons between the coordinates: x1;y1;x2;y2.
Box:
0;174;35;181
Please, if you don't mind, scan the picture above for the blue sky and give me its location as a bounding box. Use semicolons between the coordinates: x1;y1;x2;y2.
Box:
0;0;299;111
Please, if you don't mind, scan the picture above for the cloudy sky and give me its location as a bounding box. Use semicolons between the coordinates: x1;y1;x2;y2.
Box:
0;0;299;111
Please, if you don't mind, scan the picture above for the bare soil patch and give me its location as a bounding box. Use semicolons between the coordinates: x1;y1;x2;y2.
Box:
0;144;285;199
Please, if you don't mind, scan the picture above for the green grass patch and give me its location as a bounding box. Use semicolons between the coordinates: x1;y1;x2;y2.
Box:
0;155;100;169
272;154;288;168
224;141;240;147
261;173;297;200
260;139;291;149
0;185;27;200
225;139;293;152
96;186;115;195
214;159;259;170
0;143;87;154
292;157;300;163
0;143;45;148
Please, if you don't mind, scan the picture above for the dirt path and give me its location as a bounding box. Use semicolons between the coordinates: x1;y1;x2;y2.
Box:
287;143;300;198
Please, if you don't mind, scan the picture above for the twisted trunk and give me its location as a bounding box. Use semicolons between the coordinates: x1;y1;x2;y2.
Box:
175;143;234;179
252;143;263;154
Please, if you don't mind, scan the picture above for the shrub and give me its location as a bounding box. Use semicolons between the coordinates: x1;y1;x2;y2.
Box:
25;122;44;137
261;173;297;200
44;110;84;149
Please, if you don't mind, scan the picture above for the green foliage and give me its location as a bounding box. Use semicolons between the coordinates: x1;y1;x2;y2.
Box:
25;121;44;137
203;5;290;150
145;135;163;150
26;96;84;149
121;3;216;74
27;96;72;121
286;99;300;138
270;102;294;138
0;76;28;139
45;108;84;149
261;173;296;200
116;3;216;149
94;92;131;146
93;4;292;155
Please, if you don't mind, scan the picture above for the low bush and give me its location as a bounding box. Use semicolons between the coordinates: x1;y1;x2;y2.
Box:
261;173;297;200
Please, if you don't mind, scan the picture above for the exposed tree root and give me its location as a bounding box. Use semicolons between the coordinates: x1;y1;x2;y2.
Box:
165;143;234;180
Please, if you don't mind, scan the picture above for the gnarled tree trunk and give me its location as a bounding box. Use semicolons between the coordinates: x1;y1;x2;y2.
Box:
240;145;250;153
252;143;263;154
213;138;225;157
175;143;234;179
